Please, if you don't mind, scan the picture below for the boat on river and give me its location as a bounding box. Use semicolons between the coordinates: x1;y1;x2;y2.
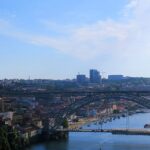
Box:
87;124;91;127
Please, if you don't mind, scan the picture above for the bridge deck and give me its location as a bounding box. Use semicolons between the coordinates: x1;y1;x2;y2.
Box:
56;128;150;136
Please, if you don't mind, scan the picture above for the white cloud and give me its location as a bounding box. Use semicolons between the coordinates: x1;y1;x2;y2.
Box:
0;0;150;64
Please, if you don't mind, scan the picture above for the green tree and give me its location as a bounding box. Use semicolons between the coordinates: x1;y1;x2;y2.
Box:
0;126;11;150
62;119;68;128
113;109;119;114
0;125;22;150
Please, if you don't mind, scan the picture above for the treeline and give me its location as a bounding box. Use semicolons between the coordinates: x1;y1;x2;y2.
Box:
0;124;27;150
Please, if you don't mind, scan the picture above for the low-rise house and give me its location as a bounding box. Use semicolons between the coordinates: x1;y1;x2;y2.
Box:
33;119;43;128
21;126;42;139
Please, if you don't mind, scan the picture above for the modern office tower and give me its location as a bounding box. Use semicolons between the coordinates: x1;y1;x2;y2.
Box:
76;74;87;84
90;69;101;84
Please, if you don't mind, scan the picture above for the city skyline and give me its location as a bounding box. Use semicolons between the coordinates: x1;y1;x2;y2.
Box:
0;68;144;80
0;0;150;79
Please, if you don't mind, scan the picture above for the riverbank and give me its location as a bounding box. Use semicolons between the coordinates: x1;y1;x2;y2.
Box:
69;108;150;129
26;112;150;150
69;117;99;129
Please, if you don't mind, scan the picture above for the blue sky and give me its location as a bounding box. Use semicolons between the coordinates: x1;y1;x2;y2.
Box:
0;0;150;79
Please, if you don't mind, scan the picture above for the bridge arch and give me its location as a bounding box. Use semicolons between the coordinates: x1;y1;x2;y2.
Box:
53;94;150;129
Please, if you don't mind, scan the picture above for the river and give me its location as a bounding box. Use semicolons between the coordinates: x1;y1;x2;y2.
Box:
26;112;150;150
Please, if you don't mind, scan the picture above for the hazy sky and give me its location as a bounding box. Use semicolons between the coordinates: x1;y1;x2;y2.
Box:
0;0;150;79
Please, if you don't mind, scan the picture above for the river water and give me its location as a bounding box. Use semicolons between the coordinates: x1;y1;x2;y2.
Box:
27;113;150;150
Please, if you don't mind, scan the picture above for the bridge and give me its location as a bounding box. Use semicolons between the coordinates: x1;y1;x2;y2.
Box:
1;90;150;97
2;89;150;135
56;128;150;136
50;93;150;129
26;90;150;130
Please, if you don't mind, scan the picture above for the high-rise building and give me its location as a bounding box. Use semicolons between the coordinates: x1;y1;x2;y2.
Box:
76;74;87;84
90;69;101;84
